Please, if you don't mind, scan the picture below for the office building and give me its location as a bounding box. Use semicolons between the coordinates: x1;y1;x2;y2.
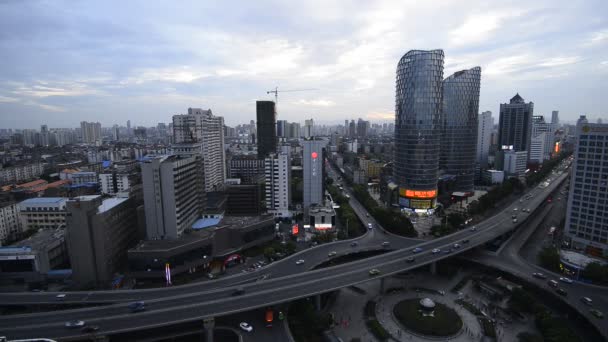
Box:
172;108;226;191
357;118;369;137
18;197;67;232
71;171;97;185
529;133;547;163
141;155;203;240
0;201;21;245
265;153;291;217
498;94;534;156
477;111;494;169
66;195;138;287
503;150;528;177
226;184;262;216
303;139;326;208
80;121;102;144
482;170;505;184
228;155;265;184
440;67;481;192
288;122;301;139
256;101;277;158
564;116;608;257
349;120;356;138
394;49;444;211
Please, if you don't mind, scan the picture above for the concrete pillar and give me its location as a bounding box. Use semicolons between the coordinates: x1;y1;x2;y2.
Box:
430;262;437;275
203;317;215;342
314;294;322;311
380;277;386;294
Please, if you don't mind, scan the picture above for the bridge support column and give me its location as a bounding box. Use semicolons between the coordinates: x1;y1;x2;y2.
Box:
380;277;386;294
430;262;437;275
314;294;322;311
203;317;215;342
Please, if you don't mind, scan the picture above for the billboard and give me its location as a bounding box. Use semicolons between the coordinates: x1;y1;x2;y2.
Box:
399;188;437;199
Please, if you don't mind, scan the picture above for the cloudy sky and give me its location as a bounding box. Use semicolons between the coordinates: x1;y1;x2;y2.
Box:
1;0;607;128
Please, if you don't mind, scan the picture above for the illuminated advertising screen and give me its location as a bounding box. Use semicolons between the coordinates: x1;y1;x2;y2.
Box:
292;224;299;235
399;188;437;199
554;142;560;153
410;199;432;209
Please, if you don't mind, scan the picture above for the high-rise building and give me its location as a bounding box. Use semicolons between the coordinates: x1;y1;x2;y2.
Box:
531;115;556;161
498;94;534;155
349;120;356;138
99;172;131;195
529;133;547;163
172;108;226;192
256;101;277;159
288;122;301;139
440;67;481;192
112;124;120;141
357;118;369;137
65;195;138;287
304;119;314;138
551;110;559;125
394;49;444;210
141;155;204;240
477;111;494;169
80;121;102;144
265;153;291;217
564;116;608;256
303;139;326;208
40;125;50;146
277;120;287;138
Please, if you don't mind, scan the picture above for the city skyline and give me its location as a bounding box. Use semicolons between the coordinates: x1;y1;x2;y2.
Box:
1;0;607;128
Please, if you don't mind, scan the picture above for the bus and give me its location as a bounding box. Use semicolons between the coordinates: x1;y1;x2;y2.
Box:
265;308;274;327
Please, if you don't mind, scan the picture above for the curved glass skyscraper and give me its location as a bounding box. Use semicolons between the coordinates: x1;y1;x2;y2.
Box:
440;67;481;192
394;50;444;211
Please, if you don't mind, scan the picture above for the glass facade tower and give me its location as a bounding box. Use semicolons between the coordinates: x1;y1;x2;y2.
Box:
394;50;444;210
440;67;481;192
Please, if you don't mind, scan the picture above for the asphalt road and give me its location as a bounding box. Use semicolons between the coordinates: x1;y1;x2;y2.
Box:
467;178;608;340
0;169;571;340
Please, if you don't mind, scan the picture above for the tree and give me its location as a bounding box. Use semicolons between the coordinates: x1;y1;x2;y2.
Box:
447;213;466;229
538;247;560;272
263;247;275;260
582;262;608;284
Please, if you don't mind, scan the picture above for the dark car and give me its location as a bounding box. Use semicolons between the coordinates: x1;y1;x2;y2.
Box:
406;256;415;263
231;287;245;296
128;301;146;313
81;325;99;333
350;241;358;247
556;288;567;296
462;239;470;244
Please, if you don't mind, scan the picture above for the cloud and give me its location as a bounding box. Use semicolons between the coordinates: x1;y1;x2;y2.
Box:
0;96;19;103
121;66;211;84
294;99;335;107
366;111;394;120
449;10;524;47
589;29;608;44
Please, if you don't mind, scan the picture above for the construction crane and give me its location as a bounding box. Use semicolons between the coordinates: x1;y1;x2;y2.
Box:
266;87;317;103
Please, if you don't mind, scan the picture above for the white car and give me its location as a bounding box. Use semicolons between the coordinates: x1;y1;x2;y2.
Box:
64;320;85;329
295;259;305;265
432;248;441;254
559;277;573;284
239;322;253;332
56;294;66;300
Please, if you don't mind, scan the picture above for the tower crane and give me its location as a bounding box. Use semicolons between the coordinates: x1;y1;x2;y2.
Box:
266;87;317;103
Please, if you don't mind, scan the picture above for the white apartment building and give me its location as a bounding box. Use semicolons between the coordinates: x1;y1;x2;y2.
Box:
172;108;226;192
0;202;21;245
0;163;45;185
99;172;131;195
265;153;291;218
18;197;67;232
565;116;608;257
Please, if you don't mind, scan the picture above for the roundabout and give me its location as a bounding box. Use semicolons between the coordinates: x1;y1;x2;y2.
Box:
393;298;463;337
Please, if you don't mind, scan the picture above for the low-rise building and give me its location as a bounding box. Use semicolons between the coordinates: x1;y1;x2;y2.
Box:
99;172;131;195
482;170;505;184
18;197;67;232
0;163;45;185
503;150;528;178
71;171;97;185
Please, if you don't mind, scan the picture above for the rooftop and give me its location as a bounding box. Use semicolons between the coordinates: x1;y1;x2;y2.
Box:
7;229;65;252
19;197;67;205
16;179;47;189
98;197;128;213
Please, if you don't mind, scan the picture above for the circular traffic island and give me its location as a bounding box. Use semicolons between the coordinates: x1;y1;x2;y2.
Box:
393;298;463;337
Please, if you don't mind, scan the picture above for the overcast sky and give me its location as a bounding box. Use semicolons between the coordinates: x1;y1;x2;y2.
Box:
1;0;607;128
